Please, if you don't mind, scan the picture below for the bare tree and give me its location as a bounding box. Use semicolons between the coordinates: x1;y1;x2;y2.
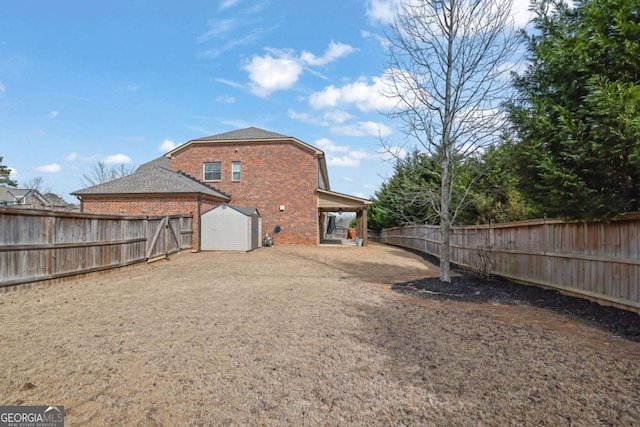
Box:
22;176;52;194
381;0;519;282
20;176;69;205
80;161;136;187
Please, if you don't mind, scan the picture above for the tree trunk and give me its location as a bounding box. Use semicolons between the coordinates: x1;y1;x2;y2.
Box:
439;1;454;283
440;153;451;282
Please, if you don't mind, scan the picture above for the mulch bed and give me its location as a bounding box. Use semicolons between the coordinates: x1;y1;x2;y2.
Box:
393;270;640;342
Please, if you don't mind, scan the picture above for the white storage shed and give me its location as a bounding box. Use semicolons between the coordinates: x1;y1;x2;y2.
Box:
200;204;261;251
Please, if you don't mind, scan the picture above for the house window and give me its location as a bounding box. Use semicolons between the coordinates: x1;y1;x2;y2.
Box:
204;162;221;181
232;162;241;181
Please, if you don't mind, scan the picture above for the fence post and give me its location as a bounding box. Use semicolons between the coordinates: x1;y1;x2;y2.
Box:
144;216;149;259
47;215;56;278
489;220;494;248
164;216;169;258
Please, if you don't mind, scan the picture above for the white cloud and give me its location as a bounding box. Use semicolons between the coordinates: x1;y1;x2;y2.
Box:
9;167;17;179
512;0;534;28
244;52;303;97
323;110;353;124
104;154;132;164
343;176;354;182
309;76;396;112
215;95;236;103
377;146;407;161
215;78;245;90
118;84;139;92
331;121;392;138
367;0;534;29
201;27;270;59
0;80;6;92
49;110;59;118
199;19;236;43
327;155;361;167
288;109;323;125
315;138;349;153
65;152;99;162
158;139;176;152
326;148;370;168
288;109;354;127
219;0;239;10
300;41;356;66
361;30;390;49
35;163;61;173
243;41;356;97
366;0;399;24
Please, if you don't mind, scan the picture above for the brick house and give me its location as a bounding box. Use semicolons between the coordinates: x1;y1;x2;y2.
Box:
72;127;371;249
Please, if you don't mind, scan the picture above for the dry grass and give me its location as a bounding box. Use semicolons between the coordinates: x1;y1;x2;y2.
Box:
0;243;638;426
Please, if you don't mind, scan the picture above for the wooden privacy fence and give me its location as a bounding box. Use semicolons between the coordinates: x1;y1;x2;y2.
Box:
0;208;193;289
372;215;640;313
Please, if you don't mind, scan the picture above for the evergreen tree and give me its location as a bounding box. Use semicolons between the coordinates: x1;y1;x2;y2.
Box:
508;0;640;219
0;156;17;187
369;145;534;230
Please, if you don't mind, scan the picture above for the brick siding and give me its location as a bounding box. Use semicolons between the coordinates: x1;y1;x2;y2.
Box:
81;196;218;250
171;141;319;245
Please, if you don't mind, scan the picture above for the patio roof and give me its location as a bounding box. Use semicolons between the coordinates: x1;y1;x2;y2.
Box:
317;189;372;213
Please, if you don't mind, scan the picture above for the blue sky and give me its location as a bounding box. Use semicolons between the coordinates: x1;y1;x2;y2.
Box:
0;0;532;202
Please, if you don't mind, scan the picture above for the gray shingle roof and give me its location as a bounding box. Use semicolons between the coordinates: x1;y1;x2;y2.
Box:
193;127;290;142
0;187;50;204
226;204;259;216
71;157;230;200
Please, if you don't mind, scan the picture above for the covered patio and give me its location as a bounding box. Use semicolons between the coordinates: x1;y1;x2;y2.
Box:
317;189;372;246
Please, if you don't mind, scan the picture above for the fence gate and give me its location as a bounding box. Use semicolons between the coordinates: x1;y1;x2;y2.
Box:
0;209;193;289
146;216;183;261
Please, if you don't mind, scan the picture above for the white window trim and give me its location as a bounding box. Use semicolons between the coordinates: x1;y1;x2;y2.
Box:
231;161;241;182
203;161;222;181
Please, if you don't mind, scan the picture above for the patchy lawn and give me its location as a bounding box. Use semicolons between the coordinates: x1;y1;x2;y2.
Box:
1;244;638;426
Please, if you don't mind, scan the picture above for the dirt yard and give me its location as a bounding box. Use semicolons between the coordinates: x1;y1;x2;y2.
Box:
1;243;638;426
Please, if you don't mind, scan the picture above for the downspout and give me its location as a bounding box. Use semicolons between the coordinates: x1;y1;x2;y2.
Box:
197;194;203;252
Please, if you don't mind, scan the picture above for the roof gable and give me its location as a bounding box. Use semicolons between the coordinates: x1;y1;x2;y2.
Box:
193;127;288;141
164;126;330;190
0;187;50;205
165;126;323;158
71;157;230;200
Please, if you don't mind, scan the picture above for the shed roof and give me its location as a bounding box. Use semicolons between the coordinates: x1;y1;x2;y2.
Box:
71;157;230;200
206;203;259;216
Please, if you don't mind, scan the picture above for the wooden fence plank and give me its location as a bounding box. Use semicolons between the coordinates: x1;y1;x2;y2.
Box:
1;209;193;289
374;215;640;313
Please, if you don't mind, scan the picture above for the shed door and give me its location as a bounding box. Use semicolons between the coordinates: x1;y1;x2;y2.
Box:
201;208;249;251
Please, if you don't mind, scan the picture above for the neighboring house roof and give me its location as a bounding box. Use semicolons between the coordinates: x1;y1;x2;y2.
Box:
164;126;331;190
71;157;231;200
0;187;50;206
42;193;68;206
